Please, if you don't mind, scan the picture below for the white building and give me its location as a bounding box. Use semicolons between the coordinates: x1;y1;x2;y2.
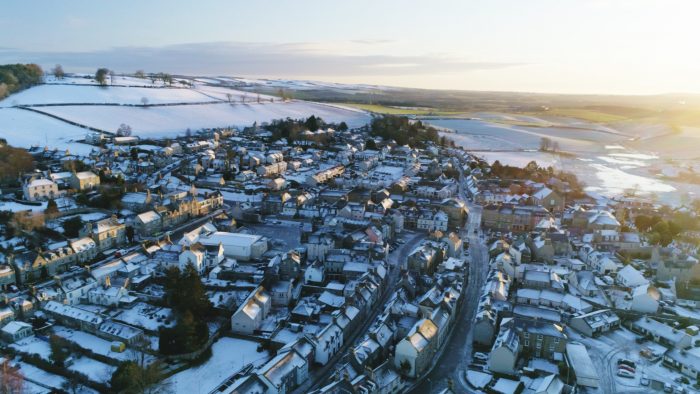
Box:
23;178;59;201
231;287;271;334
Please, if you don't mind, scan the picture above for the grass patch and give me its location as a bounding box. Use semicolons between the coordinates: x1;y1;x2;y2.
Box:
336;103;465;116
532;108;629;123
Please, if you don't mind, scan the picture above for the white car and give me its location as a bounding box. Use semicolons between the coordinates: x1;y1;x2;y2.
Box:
617;369;634;379
473;352;489;361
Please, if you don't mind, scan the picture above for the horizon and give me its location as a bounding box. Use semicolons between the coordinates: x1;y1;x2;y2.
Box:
2;0;699;96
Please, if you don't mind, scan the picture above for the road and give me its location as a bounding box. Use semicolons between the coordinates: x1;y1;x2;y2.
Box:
292;231;426;394
410;201;489;393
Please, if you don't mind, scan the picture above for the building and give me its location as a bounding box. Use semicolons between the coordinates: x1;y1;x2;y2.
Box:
88;216;127;251
70;171;100;191
631;317;700;349
188;231;268;262
394;319;439;378
23;178;59;201
565;343;599;388
569;309;620;337
0;321;33;342
134;210;162;237
231;286;271;334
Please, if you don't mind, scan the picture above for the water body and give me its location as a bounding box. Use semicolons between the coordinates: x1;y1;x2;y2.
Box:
428;118;696;206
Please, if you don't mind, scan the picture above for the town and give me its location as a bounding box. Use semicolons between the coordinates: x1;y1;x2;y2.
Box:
1;90;700;394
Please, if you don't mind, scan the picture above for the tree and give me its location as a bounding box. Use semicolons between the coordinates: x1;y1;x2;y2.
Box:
365;139;377;150
126;226;134;243
135;70;145;79
45;198;58;216
130;147;139;160
63;216;83;238
49;334;70;367
539;137;552;152
95;68;110;86
0;359;23;394
117;123;132;137
305;115;320;132
0;144;34;182
226;93;233;103
141;97;149;106
338;121;348;132
52;64;65;79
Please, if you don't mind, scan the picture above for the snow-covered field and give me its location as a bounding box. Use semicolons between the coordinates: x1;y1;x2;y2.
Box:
0;80;370;149
166;337;270;394
10;336;52;361
0;108;95;154
36;100;370;137
0;85;216;107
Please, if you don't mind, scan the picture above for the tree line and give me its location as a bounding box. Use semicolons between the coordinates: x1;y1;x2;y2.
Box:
369;115;440;148
0;63;43;99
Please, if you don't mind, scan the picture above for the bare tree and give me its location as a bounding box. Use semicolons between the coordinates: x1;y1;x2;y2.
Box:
539;137;552;152
95;68;109;86
52;64;65;79
109;70;116;85
241;93;247;104
135;70;146;79
117;123;133;137
226;93;233;103
0;359;23;394
141;97;149;106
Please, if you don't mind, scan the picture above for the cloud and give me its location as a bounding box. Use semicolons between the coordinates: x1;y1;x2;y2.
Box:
0;41;524;78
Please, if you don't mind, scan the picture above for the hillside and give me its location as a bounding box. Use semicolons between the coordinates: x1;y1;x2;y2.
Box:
0;75;371;152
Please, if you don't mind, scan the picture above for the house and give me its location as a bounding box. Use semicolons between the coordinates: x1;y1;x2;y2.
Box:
70;171;100;191
616;265;648;288
664;347;700;380
43;301;104;332
179;244;206;274
88;216;126;251
394;319;439;378
0;321;33;342
23;178;59;201
631;317;700;349
258;347;309;394
134;210;162;237
569;309;620;337
314;322;343;365
629;284;660;313
489;318;520;375
531;187;564;213
565;343;599;388
231;286;271;334
270;280;293;307
186;231;268;261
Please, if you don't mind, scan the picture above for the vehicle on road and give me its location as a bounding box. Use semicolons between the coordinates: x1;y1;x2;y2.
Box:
641;374;650;386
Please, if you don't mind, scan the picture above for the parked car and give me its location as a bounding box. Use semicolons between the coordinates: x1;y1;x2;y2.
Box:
617;358;637;369
641;375;650;386
617;369;635;379
664;383;673;393
473;352;489;361
618;364;636;374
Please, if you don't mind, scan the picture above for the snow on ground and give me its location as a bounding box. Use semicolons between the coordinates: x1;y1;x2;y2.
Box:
52;325;154;363
10;336;51;361
35;100;370;138
0;108;96;154
0;200;47;213
68;355;116;383
16;361;70;391
0;85;216;107
113;302;175;332
191;84;276;102
166;337;270;394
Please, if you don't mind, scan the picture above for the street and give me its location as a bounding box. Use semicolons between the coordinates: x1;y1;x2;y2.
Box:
410;201;489;393
291;230;426;394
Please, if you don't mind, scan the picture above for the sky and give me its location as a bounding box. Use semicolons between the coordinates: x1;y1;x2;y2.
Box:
1;0;699;95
